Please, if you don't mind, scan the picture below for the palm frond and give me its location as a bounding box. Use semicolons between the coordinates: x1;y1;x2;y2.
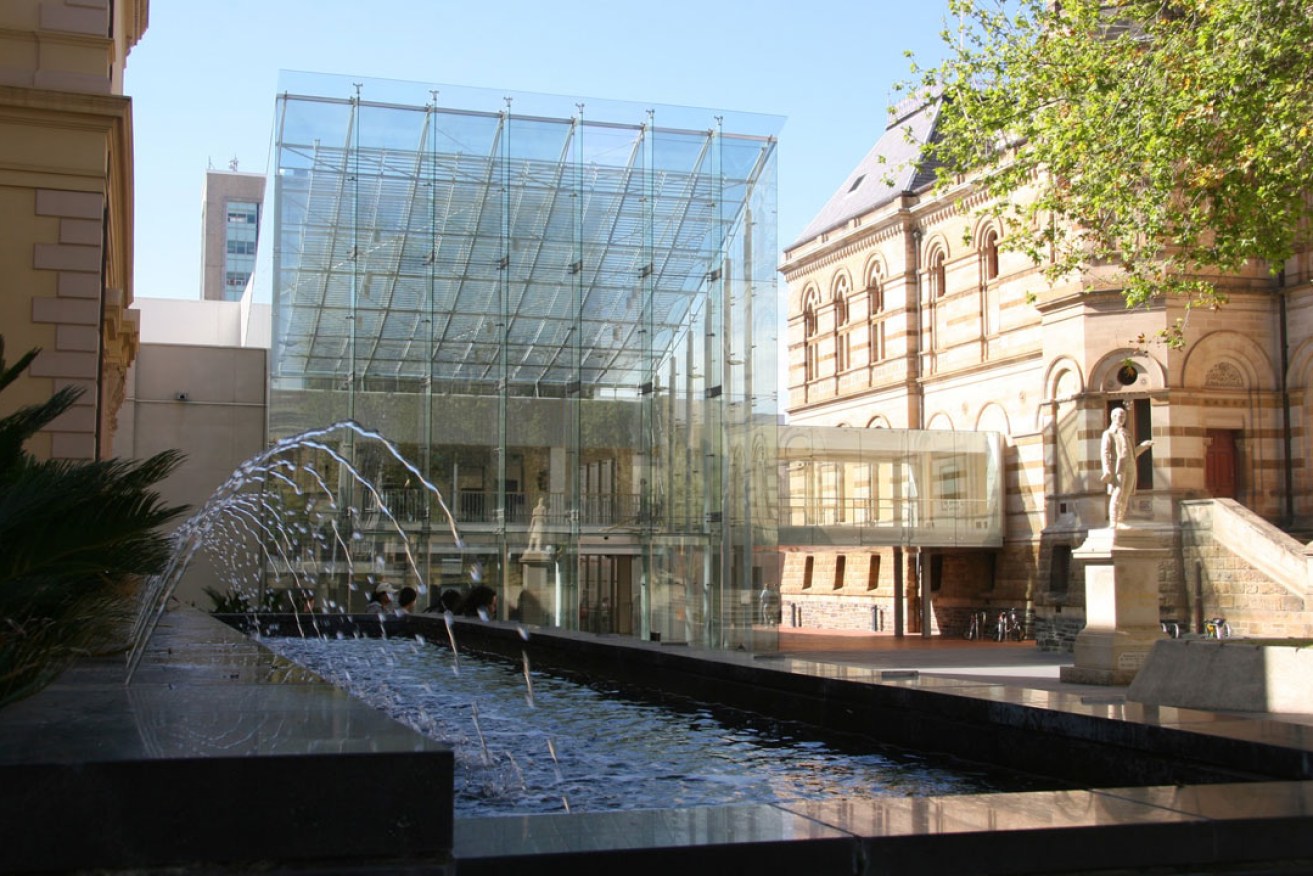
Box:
0;337;188;708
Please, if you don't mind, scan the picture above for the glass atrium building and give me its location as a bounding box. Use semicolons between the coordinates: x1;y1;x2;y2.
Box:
269;74;783;648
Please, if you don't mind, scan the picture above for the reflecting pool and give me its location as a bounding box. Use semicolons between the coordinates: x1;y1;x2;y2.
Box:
265;636;1059;816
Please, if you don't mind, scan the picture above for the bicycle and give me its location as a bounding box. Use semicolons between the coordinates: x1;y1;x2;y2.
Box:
994;607;1024;642
963;610;986;640
1203;616;1232;639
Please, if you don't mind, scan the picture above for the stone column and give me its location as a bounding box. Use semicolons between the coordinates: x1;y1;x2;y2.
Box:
518;550;552;625
1060;524;1171;685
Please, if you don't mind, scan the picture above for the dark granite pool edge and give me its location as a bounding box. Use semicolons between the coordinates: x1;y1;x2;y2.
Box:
0;610;455;875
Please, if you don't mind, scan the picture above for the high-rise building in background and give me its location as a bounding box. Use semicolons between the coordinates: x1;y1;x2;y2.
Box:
200;168;264;301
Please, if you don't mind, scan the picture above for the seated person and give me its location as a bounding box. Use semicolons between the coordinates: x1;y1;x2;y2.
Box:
364;584;394;613
425;588;463;614
396;585;418;614
457;584;498;620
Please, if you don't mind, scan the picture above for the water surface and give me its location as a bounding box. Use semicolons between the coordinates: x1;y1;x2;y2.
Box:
266;635;1057;816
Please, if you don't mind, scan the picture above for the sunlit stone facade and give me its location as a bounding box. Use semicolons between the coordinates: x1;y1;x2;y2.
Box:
782;97;1313;641
0;0;148;460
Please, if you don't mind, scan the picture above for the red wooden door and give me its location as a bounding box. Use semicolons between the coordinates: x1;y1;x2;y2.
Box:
1205;429;1237;499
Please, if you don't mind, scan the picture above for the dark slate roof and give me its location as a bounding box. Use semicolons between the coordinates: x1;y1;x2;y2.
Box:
792;96;940;248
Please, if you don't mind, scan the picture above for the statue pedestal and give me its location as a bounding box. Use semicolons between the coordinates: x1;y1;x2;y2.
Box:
1060;525;1170;686
517;551;552;625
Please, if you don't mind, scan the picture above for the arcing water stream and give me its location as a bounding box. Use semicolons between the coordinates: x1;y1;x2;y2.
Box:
127;420;476;679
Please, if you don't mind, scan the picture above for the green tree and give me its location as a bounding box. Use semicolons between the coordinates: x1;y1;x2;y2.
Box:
0;338;186;706
905;0;1313;342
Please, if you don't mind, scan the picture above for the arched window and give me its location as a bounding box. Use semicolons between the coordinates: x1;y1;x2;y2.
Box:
866;262;884;313
835;293;851;372
932;250;947;299
803;291;819;382
983;228;1000;281
867;263;885;364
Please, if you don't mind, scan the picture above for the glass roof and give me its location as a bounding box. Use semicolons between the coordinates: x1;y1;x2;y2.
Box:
272;74;781;391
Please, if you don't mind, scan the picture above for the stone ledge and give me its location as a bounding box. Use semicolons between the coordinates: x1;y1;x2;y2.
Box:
1129;638;1313;713
0;609;455;873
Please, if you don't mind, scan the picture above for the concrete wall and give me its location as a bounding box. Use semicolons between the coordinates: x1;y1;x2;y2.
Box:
134;296;271;348
114;342;267;606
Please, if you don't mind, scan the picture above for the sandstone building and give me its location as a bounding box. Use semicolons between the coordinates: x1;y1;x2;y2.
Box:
0;0;148;460
780;97;1313;642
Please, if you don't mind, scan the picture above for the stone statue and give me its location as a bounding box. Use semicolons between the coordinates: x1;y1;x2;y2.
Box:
526;496;547;552
1100;406;1153;528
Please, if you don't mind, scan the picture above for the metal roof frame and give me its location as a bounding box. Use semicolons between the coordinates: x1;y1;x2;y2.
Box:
273;92;776;392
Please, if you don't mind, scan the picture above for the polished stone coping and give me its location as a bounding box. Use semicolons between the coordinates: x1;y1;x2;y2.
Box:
0;610;454;874
451;782;1313;875
430;617;1313;873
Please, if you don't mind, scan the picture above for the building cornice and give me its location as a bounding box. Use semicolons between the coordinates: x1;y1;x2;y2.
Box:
781;210;917;281
0;83;131;124
916;349;1044;389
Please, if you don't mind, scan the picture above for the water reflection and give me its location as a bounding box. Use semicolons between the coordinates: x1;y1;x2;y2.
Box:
265;636;1056;816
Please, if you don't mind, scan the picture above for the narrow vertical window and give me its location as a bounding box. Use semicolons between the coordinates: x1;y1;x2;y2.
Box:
867;554;881;590
867;264;884;364
834;555;846;590
802;555;814;590
835;296;850;372
803;298;818;382
833;276;851;373
984;229;999;281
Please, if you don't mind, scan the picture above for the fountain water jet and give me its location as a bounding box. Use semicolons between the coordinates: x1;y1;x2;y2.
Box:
126;420;473;680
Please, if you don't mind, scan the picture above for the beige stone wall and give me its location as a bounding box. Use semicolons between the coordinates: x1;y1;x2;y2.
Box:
114;342;268;605
0;0;147;461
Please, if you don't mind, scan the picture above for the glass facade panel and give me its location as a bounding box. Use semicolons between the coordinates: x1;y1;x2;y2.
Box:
223;199;260;300
777;426;1003;548
269;75;781;650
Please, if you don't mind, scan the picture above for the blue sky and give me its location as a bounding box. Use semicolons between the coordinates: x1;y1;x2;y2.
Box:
126;0;953;300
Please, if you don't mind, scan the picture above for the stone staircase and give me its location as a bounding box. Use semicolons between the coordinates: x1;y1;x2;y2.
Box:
1178;499;1313;638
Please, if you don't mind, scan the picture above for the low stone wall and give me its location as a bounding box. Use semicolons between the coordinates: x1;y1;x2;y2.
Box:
1180;500;1313;638
1129;638;1313;713
0;609;455;874
1033;611;1084;652
781;594;900;633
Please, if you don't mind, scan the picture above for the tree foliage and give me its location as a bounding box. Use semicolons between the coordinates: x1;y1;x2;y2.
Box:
904;0;1313;341
0;338;187;706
